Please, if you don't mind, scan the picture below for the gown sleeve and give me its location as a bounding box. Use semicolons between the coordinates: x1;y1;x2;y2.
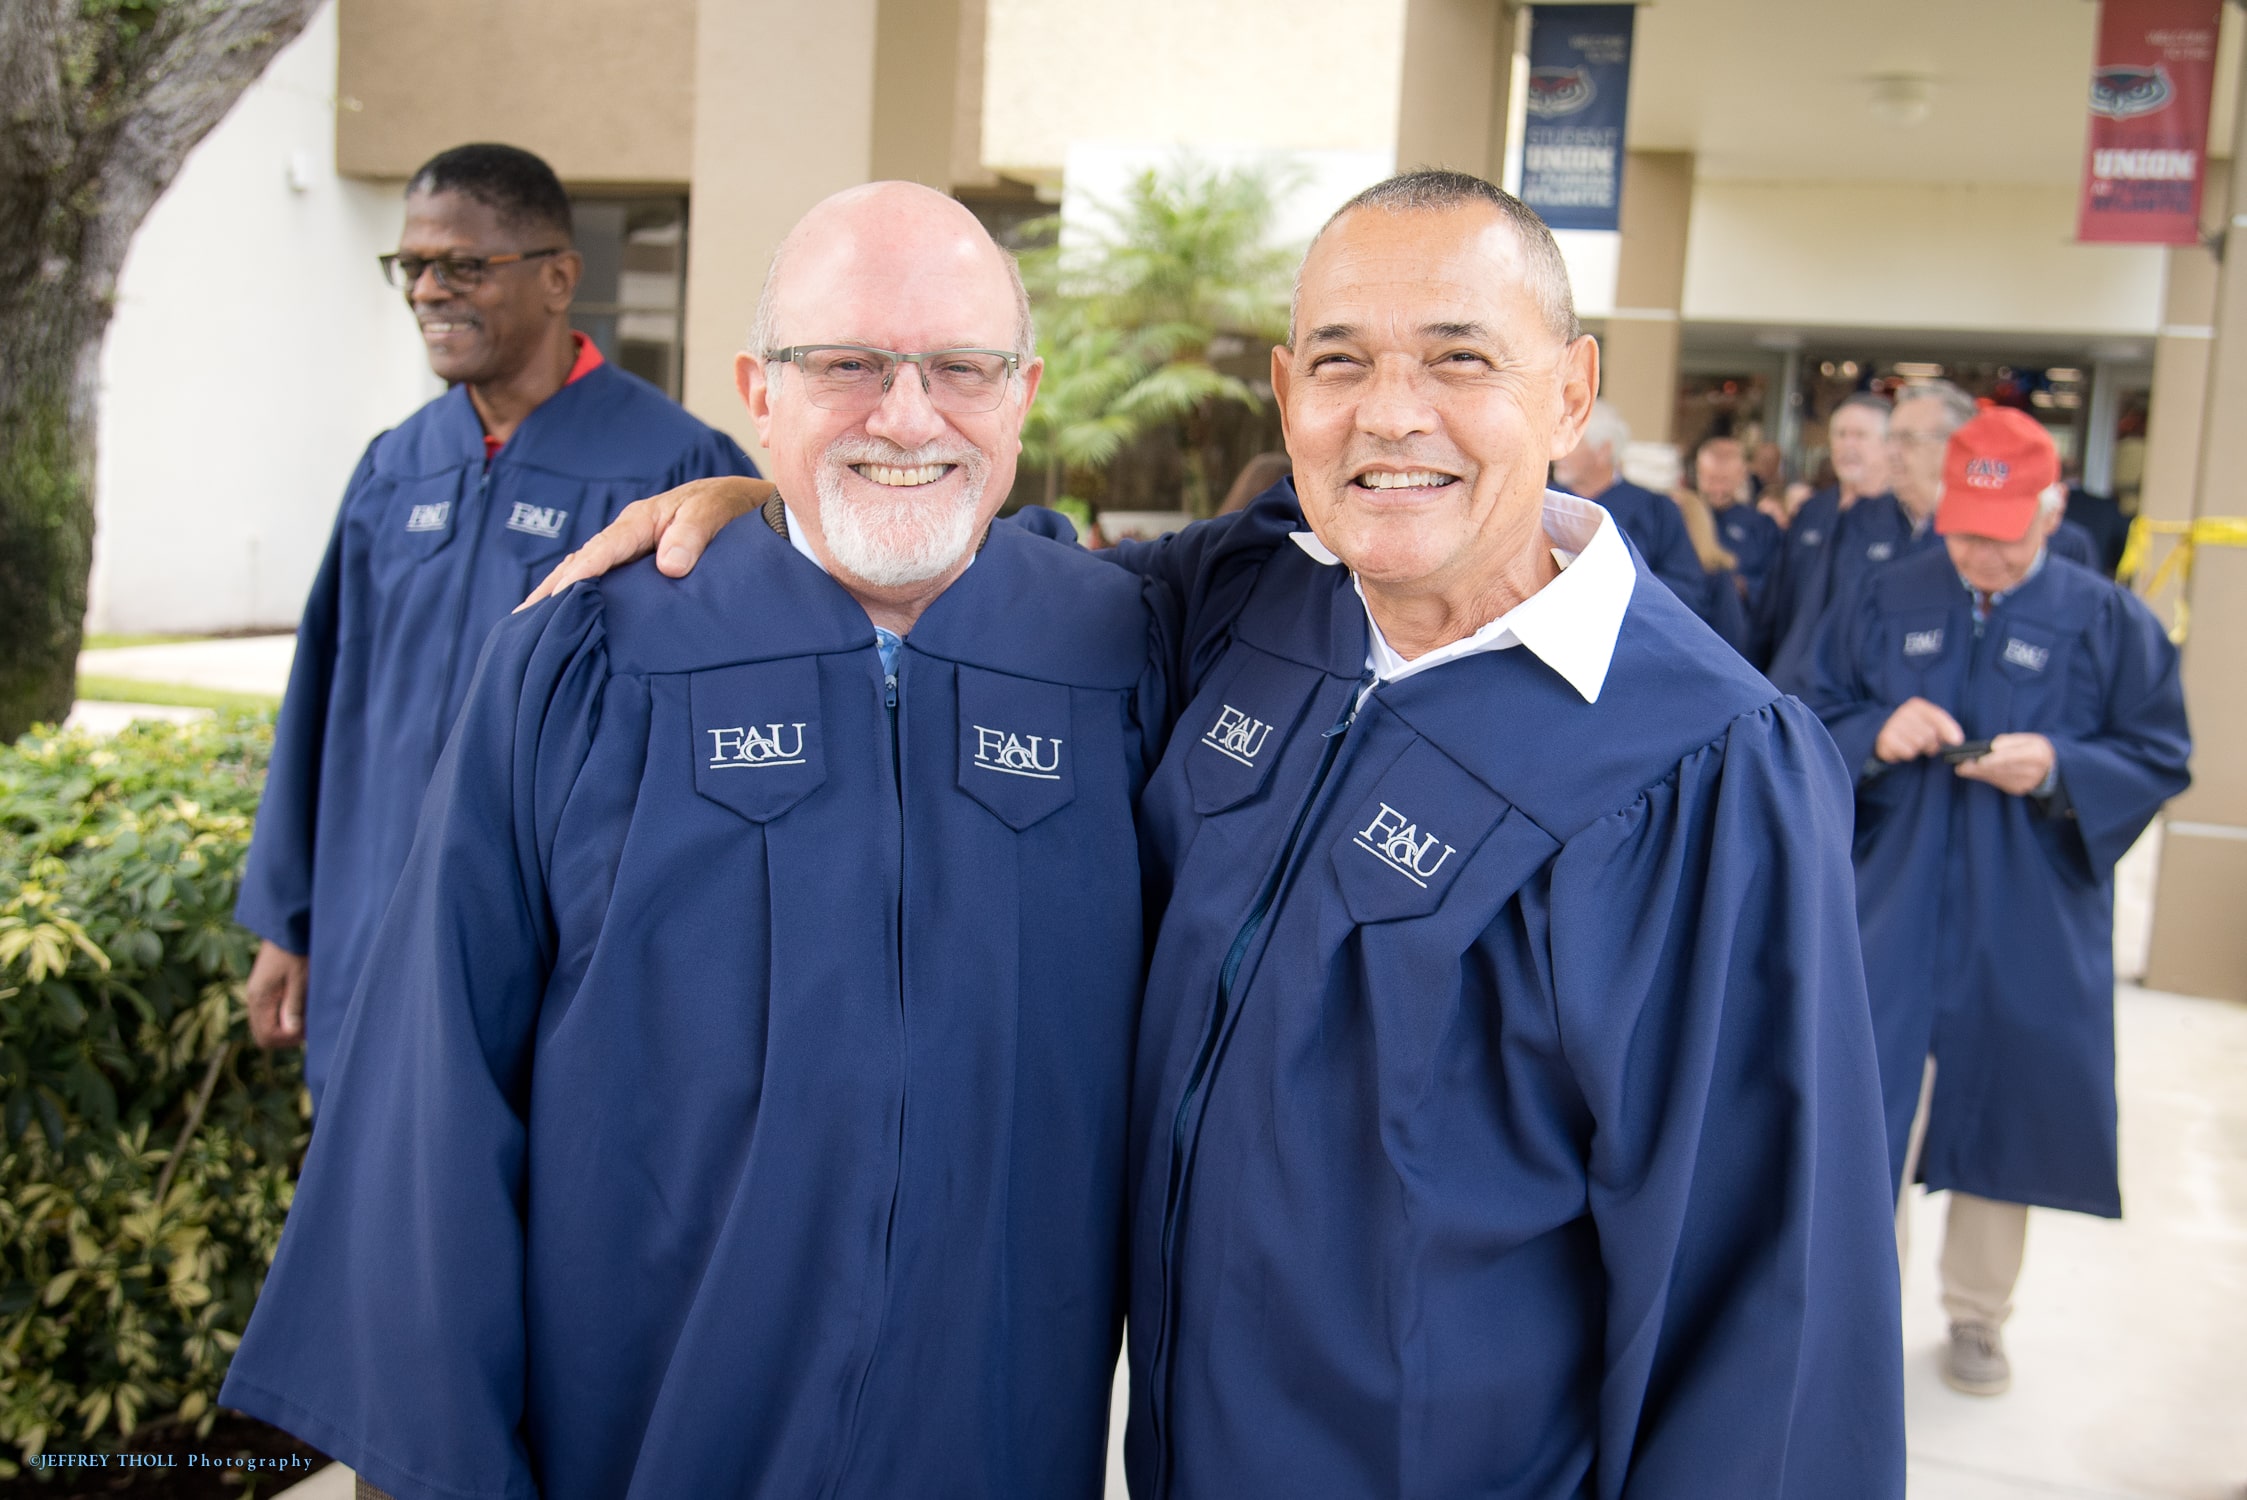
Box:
1797;578;1891;778
1547;699;1905;1497
234;445;374;953
218;584;612;1500
1099;494;1302;699
2051;521;2099;570
1746;526;1808;670
1643;500;1716;627
2047;590;2192;869
1694;568;1753;657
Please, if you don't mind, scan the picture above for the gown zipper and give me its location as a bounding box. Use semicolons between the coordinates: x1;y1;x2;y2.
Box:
1147;667;1377;1496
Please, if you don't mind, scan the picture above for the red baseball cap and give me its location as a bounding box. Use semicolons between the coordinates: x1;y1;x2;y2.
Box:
1935;406;2059;542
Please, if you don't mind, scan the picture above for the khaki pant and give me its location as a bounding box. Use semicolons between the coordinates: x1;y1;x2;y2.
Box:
1896;1056;2029;1327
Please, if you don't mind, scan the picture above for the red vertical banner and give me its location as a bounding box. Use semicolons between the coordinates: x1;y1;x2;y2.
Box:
2077;0;2222;244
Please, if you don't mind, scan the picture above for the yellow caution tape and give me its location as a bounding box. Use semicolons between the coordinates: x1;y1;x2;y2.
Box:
2120;515;2247;643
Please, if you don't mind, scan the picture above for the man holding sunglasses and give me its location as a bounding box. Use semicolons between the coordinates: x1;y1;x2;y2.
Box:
223;181;1165;1500
233;143;755;1103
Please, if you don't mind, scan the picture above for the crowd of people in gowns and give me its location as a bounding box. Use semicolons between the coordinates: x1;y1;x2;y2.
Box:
1552;382;2191;1399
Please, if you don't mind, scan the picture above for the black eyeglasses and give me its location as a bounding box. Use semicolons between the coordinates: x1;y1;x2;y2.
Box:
765;345;1022;415
378;247;565;295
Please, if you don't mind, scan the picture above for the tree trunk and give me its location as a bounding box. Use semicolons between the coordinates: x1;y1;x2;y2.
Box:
0;0;323;742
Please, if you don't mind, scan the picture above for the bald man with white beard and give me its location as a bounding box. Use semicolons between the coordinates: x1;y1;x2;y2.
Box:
222;183;1170;1500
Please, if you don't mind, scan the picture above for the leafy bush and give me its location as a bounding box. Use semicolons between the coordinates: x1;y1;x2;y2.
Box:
0;712;303;1474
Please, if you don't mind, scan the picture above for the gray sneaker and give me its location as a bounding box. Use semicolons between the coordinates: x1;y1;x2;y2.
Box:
1943;1321;2011;1396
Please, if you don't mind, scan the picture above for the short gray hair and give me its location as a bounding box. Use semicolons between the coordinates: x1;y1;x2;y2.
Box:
748;232;1037;361
1580;399;1630;459
1289;168;1580;346
1831;391;1892;426
1892;378;1976;434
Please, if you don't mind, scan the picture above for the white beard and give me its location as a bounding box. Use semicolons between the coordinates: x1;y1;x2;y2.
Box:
813;438;990;588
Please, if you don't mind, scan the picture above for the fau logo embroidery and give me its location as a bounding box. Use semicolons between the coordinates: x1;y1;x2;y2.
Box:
973;726;1063;781
1866;541;1895;563
2003;638;2050;673
1353;803;1455;889
506;503;568;539
1201;704;1275;768
405;502;451;532
1903;628;1944;658
707;723;808;770
1797;528;1824;548
1964;457;2010;489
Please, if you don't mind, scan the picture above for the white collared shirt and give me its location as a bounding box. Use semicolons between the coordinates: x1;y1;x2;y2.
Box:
1288;489;1635;704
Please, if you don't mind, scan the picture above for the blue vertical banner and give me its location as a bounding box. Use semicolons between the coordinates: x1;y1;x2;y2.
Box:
1521;5;1637;231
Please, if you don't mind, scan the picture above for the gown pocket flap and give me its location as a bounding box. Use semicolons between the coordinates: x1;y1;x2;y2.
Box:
691;658;827;823
957;666;1076;830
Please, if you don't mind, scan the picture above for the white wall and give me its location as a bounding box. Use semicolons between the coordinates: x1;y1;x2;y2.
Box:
1679;179;2170;337
90;0;436;635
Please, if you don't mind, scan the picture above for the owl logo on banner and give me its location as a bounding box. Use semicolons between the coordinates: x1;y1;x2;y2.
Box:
2089;64;2174;120
1525;65;1597;118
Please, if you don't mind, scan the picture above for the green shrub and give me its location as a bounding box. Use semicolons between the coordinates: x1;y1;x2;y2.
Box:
0;712;304;1475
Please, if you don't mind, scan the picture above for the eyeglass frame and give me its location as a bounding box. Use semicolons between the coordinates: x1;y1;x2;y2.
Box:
378;247;567;296
763;344;1024;414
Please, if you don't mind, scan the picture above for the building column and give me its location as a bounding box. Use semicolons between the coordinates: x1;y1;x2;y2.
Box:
2136;176;2225;530
681;0;986;456
1602;151;1693;445
1393;0;1519;178
2144;73;2247;999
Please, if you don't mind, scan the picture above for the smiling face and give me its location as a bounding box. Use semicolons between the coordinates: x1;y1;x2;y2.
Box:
397;189;576;386
739;184;1039;592
1272;203;1595;597
1828;403;1890;494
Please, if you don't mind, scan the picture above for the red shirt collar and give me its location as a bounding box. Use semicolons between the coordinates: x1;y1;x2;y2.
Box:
484;332;605;459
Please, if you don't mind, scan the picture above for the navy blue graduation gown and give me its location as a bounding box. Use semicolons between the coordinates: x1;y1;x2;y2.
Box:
1766;494;1937;695
235;365;755;1102
1800;549;2190;1216
1108;486;1905;1498
1753;485;1854;667
221;517;1167;1499
2052;517;2100;570
1713;500;1782;605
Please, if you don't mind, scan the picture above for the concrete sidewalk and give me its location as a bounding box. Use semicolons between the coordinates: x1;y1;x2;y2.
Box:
61;701;211;735
79;633;296;697
1901;984;2247;1499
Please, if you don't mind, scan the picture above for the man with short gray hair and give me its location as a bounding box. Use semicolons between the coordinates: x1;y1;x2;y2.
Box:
1113;168;1901;1495
1803;406;2188;1398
